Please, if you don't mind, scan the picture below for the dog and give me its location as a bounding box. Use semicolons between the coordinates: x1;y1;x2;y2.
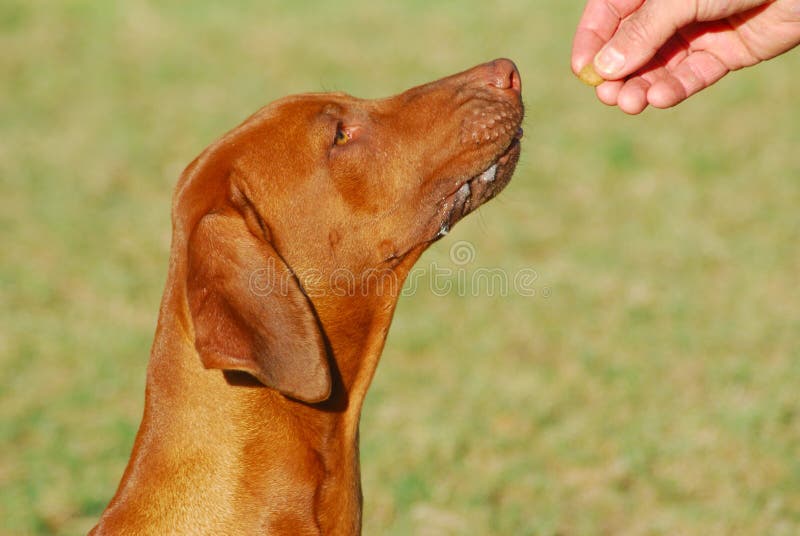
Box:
91;58;523;535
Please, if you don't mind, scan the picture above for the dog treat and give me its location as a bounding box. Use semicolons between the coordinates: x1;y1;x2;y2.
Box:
577;63;604;87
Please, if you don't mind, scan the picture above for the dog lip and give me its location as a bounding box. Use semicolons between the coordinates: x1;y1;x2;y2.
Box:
478;164;498;183
438;137;521;236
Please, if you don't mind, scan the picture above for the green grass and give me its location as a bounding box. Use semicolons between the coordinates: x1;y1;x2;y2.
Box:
2;1;799;534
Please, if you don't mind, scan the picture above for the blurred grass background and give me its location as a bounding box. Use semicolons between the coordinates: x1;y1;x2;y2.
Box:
1;0;799;534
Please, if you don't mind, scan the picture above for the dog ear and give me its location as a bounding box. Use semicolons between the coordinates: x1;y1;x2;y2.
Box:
185;211;331;403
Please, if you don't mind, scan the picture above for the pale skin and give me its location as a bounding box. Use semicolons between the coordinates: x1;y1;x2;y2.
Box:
572;0;800;113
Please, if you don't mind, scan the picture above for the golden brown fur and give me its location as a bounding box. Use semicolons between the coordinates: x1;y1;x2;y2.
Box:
92;58;523;535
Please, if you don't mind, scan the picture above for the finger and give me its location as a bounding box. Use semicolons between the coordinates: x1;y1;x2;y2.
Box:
616;77;651;114
595;79;625;105
572;27;610;76
592;50;662;110
727;0;800;64
647;50;731;109
593;0;697;79
572;0;646;74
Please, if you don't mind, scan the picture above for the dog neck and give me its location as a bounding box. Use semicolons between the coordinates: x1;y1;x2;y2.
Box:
91;250;419;535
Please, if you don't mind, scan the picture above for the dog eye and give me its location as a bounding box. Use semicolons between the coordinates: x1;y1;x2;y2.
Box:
333;124;351;146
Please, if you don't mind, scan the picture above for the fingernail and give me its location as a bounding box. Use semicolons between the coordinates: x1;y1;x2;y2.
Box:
594;46;625;77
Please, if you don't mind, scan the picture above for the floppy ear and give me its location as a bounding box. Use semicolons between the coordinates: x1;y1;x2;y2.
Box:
185;210;331;403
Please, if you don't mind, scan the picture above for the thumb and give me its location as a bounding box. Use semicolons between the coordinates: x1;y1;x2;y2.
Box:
593;0;694;79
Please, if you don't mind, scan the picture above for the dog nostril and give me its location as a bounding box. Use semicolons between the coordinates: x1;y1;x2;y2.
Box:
508;68;522;94
487;58;522;94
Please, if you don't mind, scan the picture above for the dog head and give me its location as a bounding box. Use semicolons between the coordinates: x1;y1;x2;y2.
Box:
173;59;524;403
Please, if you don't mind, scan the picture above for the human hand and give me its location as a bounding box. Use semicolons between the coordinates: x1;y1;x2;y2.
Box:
572;0;800;114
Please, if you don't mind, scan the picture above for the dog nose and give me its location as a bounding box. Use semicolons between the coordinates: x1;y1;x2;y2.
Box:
483;58;522;95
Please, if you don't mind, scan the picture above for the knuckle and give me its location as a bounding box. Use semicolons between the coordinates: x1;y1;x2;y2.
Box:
619;13;655;50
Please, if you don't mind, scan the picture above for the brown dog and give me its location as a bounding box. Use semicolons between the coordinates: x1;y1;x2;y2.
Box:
91;58;523;535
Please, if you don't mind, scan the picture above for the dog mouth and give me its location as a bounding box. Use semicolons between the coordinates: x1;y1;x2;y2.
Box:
436;131;522;238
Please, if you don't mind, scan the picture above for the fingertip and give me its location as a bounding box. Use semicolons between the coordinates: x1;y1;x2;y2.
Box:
571;56;587;77
619;99;648;115
617;80;650;115
596;80;623;106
